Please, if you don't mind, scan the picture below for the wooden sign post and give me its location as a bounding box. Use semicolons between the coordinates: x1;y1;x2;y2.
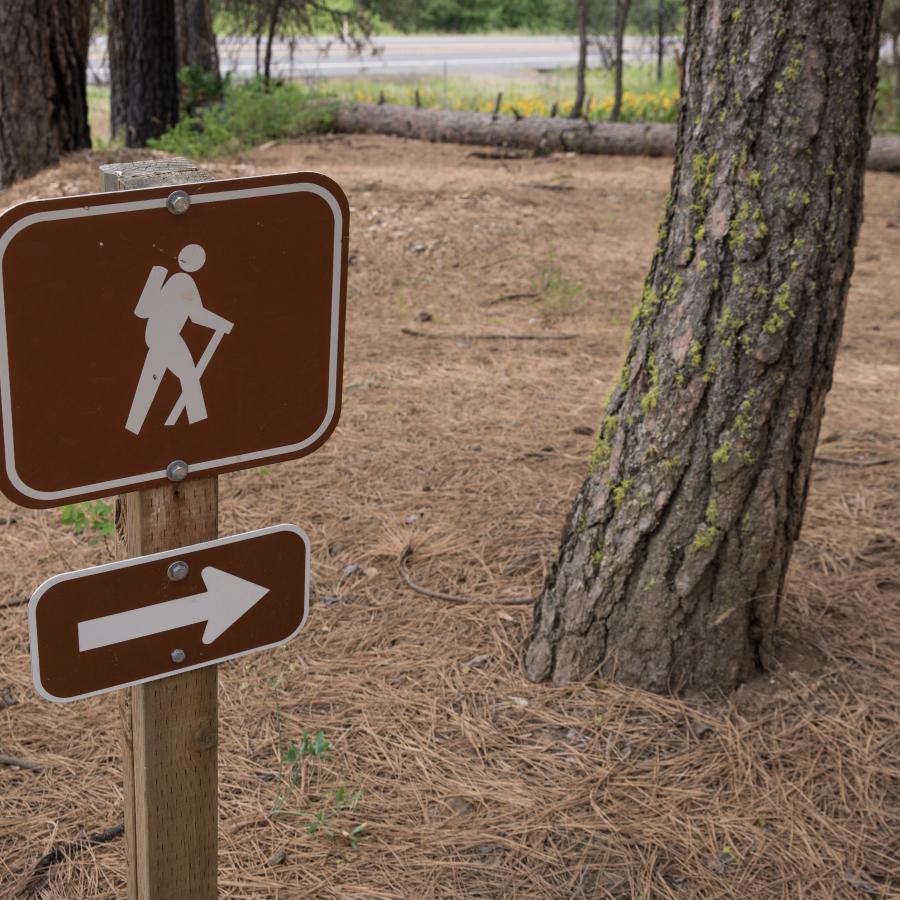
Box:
1;158;348;898
103;160;219;900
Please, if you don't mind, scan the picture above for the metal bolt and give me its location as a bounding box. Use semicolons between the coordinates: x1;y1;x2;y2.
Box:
166;459;189;482
166;190;191;215
167;560;189;582
171;648;186;664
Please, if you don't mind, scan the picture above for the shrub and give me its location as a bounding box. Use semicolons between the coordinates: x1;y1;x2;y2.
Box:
149;78;337;159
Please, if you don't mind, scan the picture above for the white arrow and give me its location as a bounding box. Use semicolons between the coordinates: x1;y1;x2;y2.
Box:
77;567;269;652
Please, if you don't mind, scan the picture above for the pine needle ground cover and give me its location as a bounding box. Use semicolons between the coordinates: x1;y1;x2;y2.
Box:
1;137;898;898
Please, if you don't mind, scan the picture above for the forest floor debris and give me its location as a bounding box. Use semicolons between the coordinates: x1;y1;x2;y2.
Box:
1;135;898;898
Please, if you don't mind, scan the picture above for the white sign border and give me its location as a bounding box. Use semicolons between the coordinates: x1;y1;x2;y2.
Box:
0;177;344;502
28;523;311;703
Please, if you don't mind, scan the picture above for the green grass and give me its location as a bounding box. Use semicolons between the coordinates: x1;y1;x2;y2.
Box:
87;85;112;147
86;62;681;154
85;60;900;155
59;500;115;542
876;68;900;134
327;61;681;122
147;77;337;159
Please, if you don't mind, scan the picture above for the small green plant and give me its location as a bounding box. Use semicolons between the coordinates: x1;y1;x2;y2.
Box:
149;78;337;160
178;65;225;115
59;500;114;542
280;729;332;794
307;786;368;850
286;730;332;768
533;254;583;319
271;727;369;851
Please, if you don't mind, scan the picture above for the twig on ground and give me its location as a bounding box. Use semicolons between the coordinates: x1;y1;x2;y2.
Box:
0;596;28;609
14;824;124;898
0;755;43;771
399;545;535;606
814;455;898;467
400;328;576;341
466;150;529;160
481;291;539;307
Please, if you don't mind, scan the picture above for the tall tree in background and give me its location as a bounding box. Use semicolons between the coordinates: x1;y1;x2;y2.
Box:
108;0;179;146
884;0;900;96
571;0;589;118
654;1;682;82
609;0;632;121
175;0;220;81
524;0;883;692
0;0;91;187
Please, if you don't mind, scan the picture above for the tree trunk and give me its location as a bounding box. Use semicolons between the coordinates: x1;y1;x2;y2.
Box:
893;32;900;97
657;0;665;83
108;0;128;141
118;0;179;147
523;0;883;693
0;0;91;187
263;0;284;86
335;103;677;155
174;0;219;78
610;0;631;122
332;103;900;172
571;0;588;118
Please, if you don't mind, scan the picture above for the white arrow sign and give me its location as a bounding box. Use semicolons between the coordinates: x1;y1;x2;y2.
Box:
77;567;269;652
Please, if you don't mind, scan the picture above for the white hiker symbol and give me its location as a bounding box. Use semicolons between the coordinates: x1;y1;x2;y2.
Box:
126;244;233;435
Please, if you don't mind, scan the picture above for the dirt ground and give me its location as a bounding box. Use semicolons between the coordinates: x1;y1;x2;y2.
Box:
0;136;898;899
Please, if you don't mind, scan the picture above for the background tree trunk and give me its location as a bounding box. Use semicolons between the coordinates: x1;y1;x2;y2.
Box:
610;0;632;122
523;0;883;693
263;0;285;86
0;0;91;187
108;0;128;142
115;0;179;147
571;0;588;118
657;0;666;82
174;0;220;78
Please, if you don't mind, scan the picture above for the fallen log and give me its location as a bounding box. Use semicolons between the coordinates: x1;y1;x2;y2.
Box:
333;103;900;172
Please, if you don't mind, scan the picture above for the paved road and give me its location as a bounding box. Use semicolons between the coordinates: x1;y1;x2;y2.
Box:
87;34;669;85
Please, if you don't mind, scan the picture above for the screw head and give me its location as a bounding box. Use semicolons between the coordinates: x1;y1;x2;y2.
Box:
171;648;186;664
166;459;189;482
166;190;191;215
167;560;189;582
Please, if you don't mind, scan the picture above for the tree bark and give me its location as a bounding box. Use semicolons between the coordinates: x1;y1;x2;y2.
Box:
610;0;632;122
333;103;900;171
0;0;91;187
263;0;285;86
883;3;900;97
174;0;220;78
523;0;883;693
571;0;588;118
657;0;666;82
108;0;128;141
109;0;179;147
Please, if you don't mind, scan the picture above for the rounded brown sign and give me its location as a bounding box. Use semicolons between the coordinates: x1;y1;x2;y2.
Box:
0;172;348;508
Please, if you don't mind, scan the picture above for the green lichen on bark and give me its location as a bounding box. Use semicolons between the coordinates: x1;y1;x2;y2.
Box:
640;355;660;413
690;339;703;367
610;478;633;509
712;441;733;465
763;281;794;333
692;525;719;552
588;414;619;473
